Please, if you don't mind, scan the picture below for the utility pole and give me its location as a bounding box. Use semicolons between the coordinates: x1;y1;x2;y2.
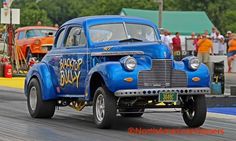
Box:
158;0;163;28
154;0;163;28
2;0;14;59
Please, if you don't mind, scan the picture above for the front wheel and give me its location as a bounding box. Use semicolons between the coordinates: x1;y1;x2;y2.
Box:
27;78;55;118
182;95;207;128
93;86;117;129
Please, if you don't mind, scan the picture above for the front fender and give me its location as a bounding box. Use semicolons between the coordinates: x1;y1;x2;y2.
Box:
85;56;152;100
174;61;210;87
24;62;57;100
85;58;210;101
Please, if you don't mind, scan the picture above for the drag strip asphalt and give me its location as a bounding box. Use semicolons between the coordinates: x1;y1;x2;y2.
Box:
0;88;235;141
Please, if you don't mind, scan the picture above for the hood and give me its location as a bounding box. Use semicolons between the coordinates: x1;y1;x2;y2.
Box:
92;42;172;59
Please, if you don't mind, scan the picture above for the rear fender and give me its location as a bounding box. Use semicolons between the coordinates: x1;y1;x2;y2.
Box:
24;63;57;100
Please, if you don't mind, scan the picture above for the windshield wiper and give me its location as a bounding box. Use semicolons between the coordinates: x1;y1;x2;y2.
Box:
119;38;143;43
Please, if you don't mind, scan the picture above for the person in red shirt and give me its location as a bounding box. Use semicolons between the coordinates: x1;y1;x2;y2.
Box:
172;32;181;60
193;34;201;56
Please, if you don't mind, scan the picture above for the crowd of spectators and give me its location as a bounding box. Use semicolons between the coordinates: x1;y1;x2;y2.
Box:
161;27;236;72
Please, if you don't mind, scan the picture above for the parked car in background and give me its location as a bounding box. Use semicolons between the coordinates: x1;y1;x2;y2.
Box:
15;26;58;62
24;16;210;129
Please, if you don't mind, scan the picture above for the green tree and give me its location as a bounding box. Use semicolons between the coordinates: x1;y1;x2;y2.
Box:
164;0;236;33
10;0;236;33
13;1;52;26
223;10;236;32
38;0;82;25
38;0;158;25
79;0;157;16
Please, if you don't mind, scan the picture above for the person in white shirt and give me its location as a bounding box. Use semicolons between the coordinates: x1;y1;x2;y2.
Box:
210;27;217;40
214;31;225;55
161;30;173;49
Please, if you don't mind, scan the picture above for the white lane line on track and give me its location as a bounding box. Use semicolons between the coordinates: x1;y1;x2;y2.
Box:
207;112;236;120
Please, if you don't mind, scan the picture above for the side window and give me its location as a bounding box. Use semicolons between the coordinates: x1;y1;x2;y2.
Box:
55;29;65;48
18;31;25;40
65;27;86;48
26;30;35;38
79;30;86;46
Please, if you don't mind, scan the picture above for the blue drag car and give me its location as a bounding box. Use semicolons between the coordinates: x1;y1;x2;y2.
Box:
24;15;210;128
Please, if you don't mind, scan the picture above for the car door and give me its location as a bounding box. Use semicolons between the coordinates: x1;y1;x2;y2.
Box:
49;25;88;97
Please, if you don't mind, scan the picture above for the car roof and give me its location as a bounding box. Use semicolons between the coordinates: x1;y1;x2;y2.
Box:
61;15;157;27
15;26;58;32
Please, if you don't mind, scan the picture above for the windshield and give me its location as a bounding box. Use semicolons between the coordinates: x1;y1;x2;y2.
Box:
26;29;57;38
89;23;158;43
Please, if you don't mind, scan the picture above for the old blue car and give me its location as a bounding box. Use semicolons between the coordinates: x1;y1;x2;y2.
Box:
24;15;210;128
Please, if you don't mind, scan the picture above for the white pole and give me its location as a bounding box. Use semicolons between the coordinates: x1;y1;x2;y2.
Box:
158;0;163;28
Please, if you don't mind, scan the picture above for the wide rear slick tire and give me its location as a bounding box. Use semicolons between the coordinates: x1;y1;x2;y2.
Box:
182;95;207;128
93;86;116;129
27;78;55;118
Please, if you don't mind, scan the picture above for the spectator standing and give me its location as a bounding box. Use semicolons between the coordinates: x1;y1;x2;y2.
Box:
197;34;213;67
225;31;232;52
215;31;225;55
204;30;210;38
190;32;195;55
190;32;195;40
54;24;59;28
193;34;201;56
172;32;181;60
227;33;236;72
210;27;217;39
161;30;173;50
37;21;42;26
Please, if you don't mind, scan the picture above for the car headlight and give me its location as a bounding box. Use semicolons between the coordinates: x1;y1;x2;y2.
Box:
189;57;200;70
120;56;137;71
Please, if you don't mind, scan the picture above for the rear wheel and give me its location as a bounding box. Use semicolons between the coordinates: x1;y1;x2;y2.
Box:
182;95;206;128
27;78;55;118
119;108;144;117
93;86;116;129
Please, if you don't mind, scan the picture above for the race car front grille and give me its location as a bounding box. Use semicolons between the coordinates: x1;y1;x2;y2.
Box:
171;70;188;87
138;59;187;88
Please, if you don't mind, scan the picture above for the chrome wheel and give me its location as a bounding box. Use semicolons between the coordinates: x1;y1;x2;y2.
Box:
95;94;105;122
185;96;195;120
27;78;55;118
185;109;195;119
93;86;116;128
29;86;37;111
182;95;207;127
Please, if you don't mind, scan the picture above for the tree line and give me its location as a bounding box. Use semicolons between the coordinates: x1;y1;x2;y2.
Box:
9;0;236;34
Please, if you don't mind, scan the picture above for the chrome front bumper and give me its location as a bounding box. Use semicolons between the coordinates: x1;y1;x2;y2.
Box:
114;87;210;97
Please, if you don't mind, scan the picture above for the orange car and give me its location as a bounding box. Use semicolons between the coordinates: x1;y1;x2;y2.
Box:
15;26;58;61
